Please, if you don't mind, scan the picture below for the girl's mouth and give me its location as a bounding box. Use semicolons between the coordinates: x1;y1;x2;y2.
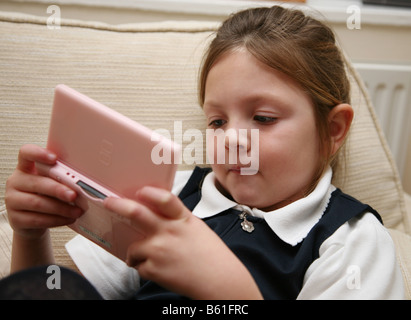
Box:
228;165;258;176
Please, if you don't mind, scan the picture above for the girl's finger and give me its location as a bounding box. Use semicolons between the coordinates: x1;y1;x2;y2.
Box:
10;192;83;220
135;186;189;220
103;197;160;235
10;209;77;231
17;144;56;173
13;173;77;202
12;172;77;203
125;239;148;269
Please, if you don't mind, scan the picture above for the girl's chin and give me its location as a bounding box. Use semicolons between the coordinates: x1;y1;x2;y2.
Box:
218;182;284;211
226;188;263;208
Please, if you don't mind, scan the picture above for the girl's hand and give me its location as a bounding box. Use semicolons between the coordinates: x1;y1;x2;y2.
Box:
5;144;83;239
104;186;263;300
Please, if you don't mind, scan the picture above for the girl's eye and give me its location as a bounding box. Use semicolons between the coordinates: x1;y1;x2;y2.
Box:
208;119;226;128
254;115;277;124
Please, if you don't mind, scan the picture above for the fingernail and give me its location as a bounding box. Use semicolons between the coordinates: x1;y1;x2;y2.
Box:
47;153;57;162
151;188;171;203
103;197;114;210
64;190;76;201
137;187;171;204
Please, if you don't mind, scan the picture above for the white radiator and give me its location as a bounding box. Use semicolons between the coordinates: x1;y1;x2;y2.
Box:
354;63;411;178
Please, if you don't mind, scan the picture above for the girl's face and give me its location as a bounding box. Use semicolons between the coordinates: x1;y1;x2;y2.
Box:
203;49;322;211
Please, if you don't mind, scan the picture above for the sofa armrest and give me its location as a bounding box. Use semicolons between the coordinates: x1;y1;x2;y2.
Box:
0;205;12;279
404;193;411;218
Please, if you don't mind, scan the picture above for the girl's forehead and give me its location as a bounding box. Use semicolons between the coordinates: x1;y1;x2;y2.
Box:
204;50;312;110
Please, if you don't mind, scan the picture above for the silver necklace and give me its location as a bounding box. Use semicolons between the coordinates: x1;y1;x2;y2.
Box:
239;211;255;233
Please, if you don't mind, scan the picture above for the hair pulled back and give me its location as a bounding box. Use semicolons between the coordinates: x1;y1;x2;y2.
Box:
199;6;351;179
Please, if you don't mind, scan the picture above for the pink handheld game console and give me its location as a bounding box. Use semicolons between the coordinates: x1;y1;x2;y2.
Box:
36;84;181;261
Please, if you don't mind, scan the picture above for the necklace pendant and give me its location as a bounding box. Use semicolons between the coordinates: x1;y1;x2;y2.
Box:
241;219;255;233
239;212;255;233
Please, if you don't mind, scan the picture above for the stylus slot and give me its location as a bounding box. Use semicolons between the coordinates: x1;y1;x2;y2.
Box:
76;180;107;200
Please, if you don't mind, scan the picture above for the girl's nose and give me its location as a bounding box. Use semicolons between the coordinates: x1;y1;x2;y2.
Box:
224;127;251;152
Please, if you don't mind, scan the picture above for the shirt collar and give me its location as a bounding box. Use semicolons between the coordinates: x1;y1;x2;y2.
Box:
192;167;335;246
192;172;238;219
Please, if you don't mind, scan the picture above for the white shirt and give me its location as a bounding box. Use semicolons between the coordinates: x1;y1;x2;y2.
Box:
66;168;405;300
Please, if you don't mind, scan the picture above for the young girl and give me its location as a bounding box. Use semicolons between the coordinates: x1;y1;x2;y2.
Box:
4;6;404;299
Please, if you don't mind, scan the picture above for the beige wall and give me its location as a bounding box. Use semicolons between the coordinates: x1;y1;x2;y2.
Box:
1;0;411;193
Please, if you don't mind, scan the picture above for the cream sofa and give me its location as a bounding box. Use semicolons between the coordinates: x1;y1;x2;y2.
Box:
0;11;410;299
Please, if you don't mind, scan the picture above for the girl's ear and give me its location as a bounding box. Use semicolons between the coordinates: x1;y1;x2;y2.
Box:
328;104;354;156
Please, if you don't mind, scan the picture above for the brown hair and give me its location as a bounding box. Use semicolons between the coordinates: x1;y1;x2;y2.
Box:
199;6;350;191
